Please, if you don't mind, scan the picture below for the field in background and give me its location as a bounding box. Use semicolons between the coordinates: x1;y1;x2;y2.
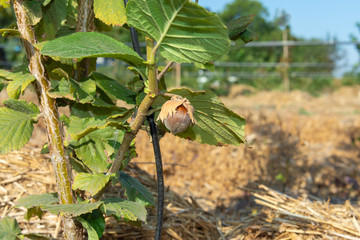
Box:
2;85;360;238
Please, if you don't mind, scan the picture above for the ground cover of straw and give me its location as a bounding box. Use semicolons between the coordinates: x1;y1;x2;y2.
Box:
1;85;360;239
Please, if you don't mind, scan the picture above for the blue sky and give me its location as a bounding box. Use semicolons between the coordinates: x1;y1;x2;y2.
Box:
200;0;360;75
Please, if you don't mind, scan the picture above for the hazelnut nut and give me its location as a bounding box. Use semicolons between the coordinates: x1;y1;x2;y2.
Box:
157;96;197;134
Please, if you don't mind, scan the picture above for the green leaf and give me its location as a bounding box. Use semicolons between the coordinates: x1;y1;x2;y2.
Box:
0;29;20;37
35;0;67;40
227;14;257;42
48;78;97;103
0;69;35;99
0;107;37;154
70;103;128;120
94;0;126;26
102;198;147;222
3;99;39;115
23;0;43;25
75;217;100;240
195;62;215;71
16;193;58;209
23;233;56;240
41;201;102;216
24;206;45;220
90;72;137;104
153;88;246;146
126;0;230;64
38;32;145;68
0;217;21;240
0;0;10;8
119;172;155;206
237;29;257;43
67;117;107;140
79;210;105;239
70;117;125;173
73;173;111;196
67;115;128;141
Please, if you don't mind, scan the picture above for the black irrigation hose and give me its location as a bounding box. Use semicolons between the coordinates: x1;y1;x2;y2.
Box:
124;1;164;239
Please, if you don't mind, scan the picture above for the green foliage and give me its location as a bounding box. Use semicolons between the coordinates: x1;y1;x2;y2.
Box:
16;193;58;220
154;88;246;146
102;198;147;222
0;100;39;154
41;201;102;216
0;217;21;240
69;116;126;173
79;210;105;239
119;172;155;206
227;14;257;42
0;0;10;8
73;173;112;196
90;72;137;104
126;0;230;64
94;0;126;26
16;193;58;208
2;0;247;237
37;32;145;68
0;68;35;99
75;217;101;240
3;99;39;115
35;0;68;40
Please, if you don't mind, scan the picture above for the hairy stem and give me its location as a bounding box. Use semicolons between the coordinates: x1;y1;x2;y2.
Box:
13;1;82;239
75;0;95;81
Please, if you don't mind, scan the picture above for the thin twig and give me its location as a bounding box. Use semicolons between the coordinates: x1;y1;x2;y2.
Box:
134;161;187;167
157;61;174;81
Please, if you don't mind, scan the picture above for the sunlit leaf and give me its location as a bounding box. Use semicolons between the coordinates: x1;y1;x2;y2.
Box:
0;0;10;8
127;0;230;64
153;88;246;146
0;68;35;99
0;29;20;37
69;116;125;173
3;99;39;115
102;198;147;222
94;0;126;26
0;107;37;154
73;173;111;196
38;32;145;68
41;201;102;216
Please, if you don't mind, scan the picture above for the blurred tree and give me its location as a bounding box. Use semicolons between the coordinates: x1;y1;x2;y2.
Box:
344;22;360;85
211;0;340;93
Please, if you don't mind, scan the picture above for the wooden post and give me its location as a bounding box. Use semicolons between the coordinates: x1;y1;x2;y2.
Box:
282;26;290;91
175;62;181;87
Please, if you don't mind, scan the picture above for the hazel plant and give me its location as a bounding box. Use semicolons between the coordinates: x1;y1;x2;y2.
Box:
0;0;254;239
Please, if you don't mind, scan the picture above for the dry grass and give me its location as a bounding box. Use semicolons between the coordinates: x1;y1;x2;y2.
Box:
2;86;360;239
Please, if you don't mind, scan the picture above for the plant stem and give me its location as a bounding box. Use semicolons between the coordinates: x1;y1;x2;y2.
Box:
13;1;82;239
75;0;95;81
157;61;174;82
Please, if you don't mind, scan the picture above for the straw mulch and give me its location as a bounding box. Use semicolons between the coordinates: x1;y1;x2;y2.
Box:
2;145;360;239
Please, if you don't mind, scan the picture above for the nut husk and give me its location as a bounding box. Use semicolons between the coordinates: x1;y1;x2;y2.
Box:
157;96;197;134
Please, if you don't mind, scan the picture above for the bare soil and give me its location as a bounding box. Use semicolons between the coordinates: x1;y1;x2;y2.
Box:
2;85;360;239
